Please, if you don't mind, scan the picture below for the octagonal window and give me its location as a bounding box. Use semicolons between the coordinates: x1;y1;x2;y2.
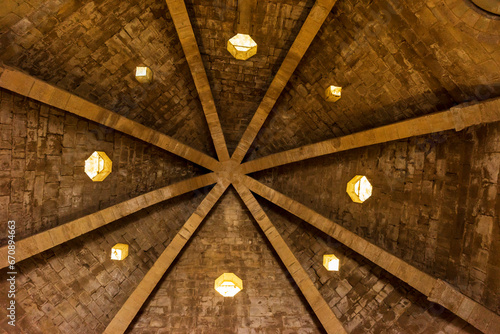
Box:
111;243;129;261
227;34;257;60
85;151;112;182
323;254;340;271
346;175;372;203
325;85;342;102
215;273;243;297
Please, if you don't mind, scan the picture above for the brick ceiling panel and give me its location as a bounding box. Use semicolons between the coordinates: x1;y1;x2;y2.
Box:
259;198;482;334
0;0;216;156
245;0;500;161
251;122;500;316
184;0;315;154
3;192;206;333
128;189;325;333
0;88;206;246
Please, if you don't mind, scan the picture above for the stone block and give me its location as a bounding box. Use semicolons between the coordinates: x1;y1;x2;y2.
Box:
43;182;59;200
0;174;11;196
48;114;64;135
58;187;73;208
10;177;24;203
62;126;76;148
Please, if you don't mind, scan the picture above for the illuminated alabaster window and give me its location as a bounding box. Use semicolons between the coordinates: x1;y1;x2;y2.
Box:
227;34;257;60
346;175;373;203
135;66;153;83
85;151;112;182
325;85;342;102
323;254;340;271
215;273;243;297
111;243;129;261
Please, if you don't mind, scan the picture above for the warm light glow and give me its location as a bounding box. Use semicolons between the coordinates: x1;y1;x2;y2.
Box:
111;249;122;260
325;85;342;102
323;254;340;271
355;176;372;202
346;175;373;203
227;34;257;60
135;66;153;83
85;151;112;182
111;243;129;261
215;273;243;297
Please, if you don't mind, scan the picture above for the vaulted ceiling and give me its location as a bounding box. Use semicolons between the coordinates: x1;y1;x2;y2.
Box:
0;0;499;333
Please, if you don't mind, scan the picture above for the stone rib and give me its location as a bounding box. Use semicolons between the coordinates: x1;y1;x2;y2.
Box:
234;182;347;334
103;180;229;334
231;0;338;163
0;66;220;171
240;97;500;174
165;0;230;161
0;173;218;268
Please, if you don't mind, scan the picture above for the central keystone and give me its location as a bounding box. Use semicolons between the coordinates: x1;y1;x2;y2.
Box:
217;160;242;184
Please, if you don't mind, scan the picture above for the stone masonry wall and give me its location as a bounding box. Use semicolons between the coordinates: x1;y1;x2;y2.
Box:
252;122;500;316
0;191;207;333
128;189;324;334
0;88;205;245
261;198;482;333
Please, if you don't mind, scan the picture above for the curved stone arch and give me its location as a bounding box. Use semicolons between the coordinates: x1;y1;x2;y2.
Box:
467;0;500;16
441;0;500;44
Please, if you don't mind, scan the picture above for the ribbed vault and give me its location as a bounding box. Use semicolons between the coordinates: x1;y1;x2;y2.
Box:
0;0;499;333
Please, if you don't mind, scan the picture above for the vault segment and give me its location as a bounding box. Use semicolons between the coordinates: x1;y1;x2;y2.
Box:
165;0;230;162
